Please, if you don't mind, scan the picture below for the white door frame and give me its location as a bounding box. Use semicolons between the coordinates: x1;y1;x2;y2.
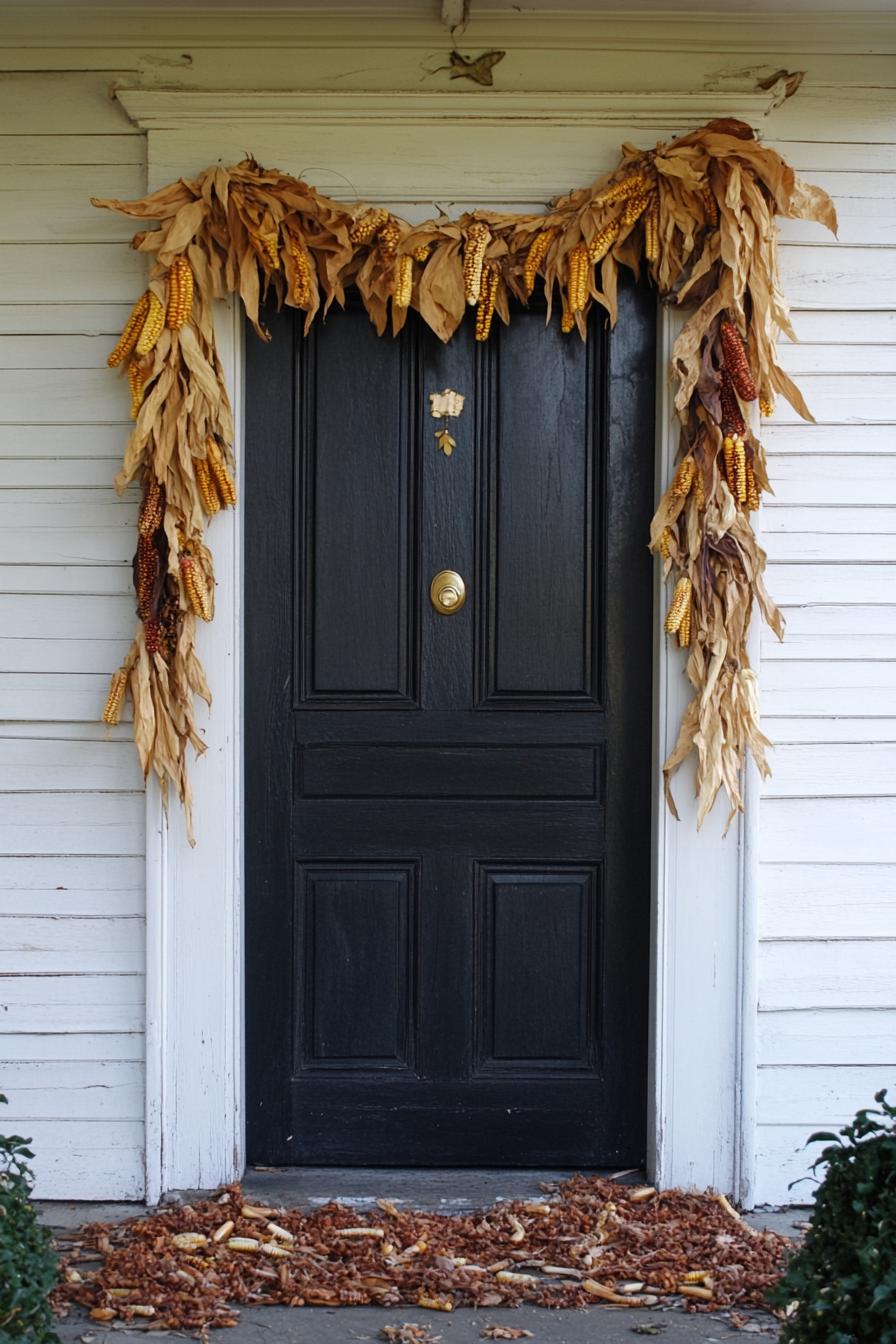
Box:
119;87;773;1207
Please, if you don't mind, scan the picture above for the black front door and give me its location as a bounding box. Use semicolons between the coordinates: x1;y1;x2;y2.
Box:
246;280;654;1167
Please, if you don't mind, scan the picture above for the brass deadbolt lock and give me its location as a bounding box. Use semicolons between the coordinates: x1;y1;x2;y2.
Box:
430;569;466;614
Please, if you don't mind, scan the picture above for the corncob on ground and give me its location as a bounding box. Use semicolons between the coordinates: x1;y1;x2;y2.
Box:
463;222;491;305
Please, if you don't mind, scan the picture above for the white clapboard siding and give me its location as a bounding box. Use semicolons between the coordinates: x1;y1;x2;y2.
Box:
764;716;896;744
763;424;894;454
768;456;896;506
760;799;896;864
0;1032;144;1062
758;1065;894;1126
0;302;134;336
760;864;896;939
4;1120;146;1201
759;1011;896;1066
0;852;143;917
761;661;896;717
0;1061;143;1120
760;939;896;1010
0;165;145;243
754;1127;822;1207
0;672;134;722
760;743;896;798
0;973;144;1033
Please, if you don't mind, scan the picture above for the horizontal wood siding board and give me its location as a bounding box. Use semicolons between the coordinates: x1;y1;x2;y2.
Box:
759;743;896;798
760;937;896;1008
759;1009;896;1066
760;863;896;939
758;1064;892;1126
20;1119;145;1201
0;1031;144;1061
0;973;144;1033
0;792;144;854
754;1125;825;1207
0;673;134;723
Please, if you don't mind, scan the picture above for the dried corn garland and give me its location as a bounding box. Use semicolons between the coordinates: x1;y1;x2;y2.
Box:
92;121;835;839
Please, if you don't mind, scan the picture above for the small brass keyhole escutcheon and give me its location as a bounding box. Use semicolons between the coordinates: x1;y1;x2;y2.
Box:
430;569;466;614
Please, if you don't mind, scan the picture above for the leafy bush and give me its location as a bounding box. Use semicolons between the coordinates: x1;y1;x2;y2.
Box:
0;1094;59;1342
769;1087;896;1344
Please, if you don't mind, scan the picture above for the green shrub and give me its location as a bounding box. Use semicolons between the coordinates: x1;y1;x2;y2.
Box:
0;1094;59;1343
769;1087;896;1344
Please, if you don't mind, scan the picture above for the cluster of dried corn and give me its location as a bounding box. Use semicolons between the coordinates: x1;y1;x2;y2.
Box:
93;123;835;835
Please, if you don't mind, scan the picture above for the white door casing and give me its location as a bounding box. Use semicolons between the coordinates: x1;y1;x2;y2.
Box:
120;88;775;1206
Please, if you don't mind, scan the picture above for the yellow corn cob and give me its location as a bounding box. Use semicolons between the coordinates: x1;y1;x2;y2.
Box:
166;256;194;330
287;235;313;308
746;460;760;511
659;527;672;560
664;576;692;635
759;391;774;418
179;553;212;622
587;220;619;265
138;476;163;536
701;185;719;228
622;191;651;229
463;222;491;305
723;435;736;496
593;172;646;208
417;1296;454;1312
560;293;575;334
172;1232;208;1251
678;601;692;648
694;467;705;511
680;1285;714;1301
567;243;590;314
127;358;146;419
212;1220;235;1243
255;231;280;270
412;244;431;263
671;455;695;498
349;208;388;245
194;454;221;515
227;1237;261;1253
475;261;500;342
108;292;150;367
394;254;414;309
644;200;660;263
379;217;401;256
206;438;237;507
523;230;553;295
734;434;747;503
135;291;165;356
681;1270;711;1284
102;667;128;726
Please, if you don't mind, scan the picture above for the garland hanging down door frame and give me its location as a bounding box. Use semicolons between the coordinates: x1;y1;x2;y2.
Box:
92;118;836;842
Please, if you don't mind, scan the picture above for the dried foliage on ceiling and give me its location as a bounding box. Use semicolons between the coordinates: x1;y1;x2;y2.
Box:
93;119;835;841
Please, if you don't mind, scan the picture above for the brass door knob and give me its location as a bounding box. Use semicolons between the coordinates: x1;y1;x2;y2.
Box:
430;569;466;614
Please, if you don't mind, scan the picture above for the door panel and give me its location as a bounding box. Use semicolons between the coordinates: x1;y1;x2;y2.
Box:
246;280;655;1167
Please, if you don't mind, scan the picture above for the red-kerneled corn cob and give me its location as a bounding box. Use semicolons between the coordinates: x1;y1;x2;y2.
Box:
720;319;758;400
179;553;212;621
701;185;719;228
135;292;165;357
286;234;313;308
394;254;414;309
136;533;158;621
523;230;553;295
108;292;150;368
567;243;590;314
166;257;194;330
587;220;619;265
593;173;646;208
719;368;747;436
475;262;500;342
144;619;162;655
378;217;401;256
734;434;747;503
644;201;660;263
206;438;237;507
138;475;164;536
746;460;760;511
194;455;221;515
463;222;491;305
349;208;389;245
102;667;128;726
672;455;696;498
665;576;692;635
127;358;146;419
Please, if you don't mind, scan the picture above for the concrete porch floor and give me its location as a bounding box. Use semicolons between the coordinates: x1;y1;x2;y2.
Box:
43;1169;806;1342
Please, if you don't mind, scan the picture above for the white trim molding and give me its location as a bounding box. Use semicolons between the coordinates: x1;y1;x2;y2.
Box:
131;86;756;1203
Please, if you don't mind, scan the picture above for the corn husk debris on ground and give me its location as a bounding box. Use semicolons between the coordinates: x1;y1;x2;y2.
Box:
54;1175;791;1333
